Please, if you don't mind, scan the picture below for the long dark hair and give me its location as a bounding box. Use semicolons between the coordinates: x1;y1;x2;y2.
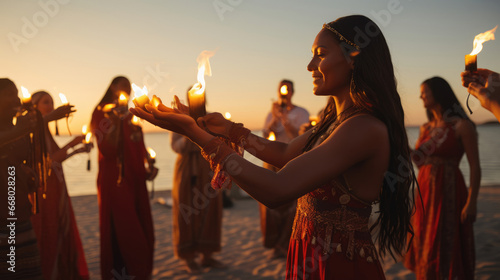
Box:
422;77;472;124
304;15;417;260
96;76;129;107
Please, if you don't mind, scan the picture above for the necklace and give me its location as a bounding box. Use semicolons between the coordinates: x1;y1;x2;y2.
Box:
317;106;364;142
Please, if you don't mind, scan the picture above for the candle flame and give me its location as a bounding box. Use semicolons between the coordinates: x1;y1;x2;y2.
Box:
132;83;149;98
132;115;140;125
311;120;317;126
102;104;116;112
224;112;231;120
85;132;92;144
59;93;68;104
268;131;276;141
21;86;31;99
280;85;288;96
147;147;156;159
119;93;127;102
82;125;88;134
469;25;497;56
189;50;215;95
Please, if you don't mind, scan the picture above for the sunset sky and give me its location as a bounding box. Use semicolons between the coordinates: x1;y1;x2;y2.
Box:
1;0;499;133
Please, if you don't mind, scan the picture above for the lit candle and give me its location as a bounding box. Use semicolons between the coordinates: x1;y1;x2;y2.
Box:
85;132;92;144
132;115;141;126
150;95;162;109
59;93;69;105
224;112;232;120
132;83;150;110
21;86;32;104
118;93;128;107
102;104;116;112
188;84;206;120
268;131;276;141
280;85;288;108
82;125;88;135
188;50;214;120
147;147;156;159
465;25;497;73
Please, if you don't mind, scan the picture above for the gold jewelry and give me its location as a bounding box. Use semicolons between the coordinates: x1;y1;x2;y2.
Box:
322;24;360;50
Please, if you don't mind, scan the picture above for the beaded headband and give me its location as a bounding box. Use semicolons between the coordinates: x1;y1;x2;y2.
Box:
322;23;360;50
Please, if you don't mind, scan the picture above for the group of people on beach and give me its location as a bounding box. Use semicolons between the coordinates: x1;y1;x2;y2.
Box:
2;14;500;280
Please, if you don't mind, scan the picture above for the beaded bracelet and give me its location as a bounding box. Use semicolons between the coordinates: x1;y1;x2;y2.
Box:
201;137;237;190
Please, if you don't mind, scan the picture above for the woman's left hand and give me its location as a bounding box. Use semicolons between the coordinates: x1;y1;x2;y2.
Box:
461;200;477;224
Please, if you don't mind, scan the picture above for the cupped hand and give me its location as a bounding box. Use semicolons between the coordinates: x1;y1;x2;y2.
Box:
129;102;199;138
461;200;477;224
48;105;76;121
198;112;233;138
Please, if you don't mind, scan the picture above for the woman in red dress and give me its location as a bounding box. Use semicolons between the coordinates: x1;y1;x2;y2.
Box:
30;91;90;279
90;76;155;280
404;77;479;279
131;15;417;279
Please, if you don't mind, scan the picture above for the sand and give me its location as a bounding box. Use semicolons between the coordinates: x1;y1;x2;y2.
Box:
71;186;500;280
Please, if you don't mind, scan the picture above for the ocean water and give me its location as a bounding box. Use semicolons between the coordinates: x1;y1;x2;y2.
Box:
56;126;500;197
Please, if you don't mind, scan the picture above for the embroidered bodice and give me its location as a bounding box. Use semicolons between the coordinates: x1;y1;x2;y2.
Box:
291;180;378;262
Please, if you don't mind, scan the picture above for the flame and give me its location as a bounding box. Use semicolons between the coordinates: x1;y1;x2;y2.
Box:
280;85;288;96
82;125;88;134
85;132;92;144
132;115;140;125
132;83;149;98
102;104;116;112
151;95;161;108
59;93;68;104
147;147;156;159
188;50;215;95
311;120;317;126
268;131;276;141
119;93;127;103
224;112;231;120
21;86;31;100
469;25;497;55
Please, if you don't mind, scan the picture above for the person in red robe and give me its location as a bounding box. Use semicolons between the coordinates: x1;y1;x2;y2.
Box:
131;15;418;280
404;77;479;279
90;76;155;280
30;91;90;279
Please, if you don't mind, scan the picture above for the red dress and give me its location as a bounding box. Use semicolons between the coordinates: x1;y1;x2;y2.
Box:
404;123;475;279
31;127;89;279
91;106;155;279
287;180;386;280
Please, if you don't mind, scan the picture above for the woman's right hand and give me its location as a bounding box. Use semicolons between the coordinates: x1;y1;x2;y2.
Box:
199;113;233;138
46;105;75;122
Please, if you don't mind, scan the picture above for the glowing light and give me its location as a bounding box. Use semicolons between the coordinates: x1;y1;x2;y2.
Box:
59;93;68;105
21;86;31;104
224;112;231;120
268;131;276;141
469;25;497;55
147;147;156;159
280;85;288;96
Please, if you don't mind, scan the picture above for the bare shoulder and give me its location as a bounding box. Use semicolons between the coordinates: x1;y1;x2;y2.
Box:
339;114;388;137
454;118;476;136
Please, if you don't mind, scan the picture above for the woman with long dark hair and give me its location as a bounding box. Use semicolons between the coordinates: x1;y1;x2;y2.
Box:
131;15;417;279
90;76;156;279
30;91;90;280
404;77;480;279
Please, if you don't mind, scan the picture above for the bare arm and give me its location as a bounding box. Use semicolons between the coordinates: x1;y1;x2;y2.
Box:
457;119;481;223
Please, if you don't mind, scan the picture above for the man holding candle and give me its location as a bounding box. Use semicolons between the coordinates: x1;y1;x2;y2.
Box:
261;79;309;259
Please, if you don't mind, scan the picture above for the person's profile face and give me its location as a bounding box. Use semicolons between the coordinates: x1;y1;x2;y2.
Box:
36;94;54;116
420;83;436;109
0;83;20;119
307;29;352;96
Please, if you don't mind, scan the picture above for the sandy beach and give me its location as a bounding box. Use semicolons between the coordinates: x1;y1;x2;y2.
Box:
71;186;500;280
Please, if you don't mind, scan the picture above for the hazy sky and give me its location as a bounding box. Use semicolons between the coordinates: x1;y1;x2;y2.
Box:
1;0;499;133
